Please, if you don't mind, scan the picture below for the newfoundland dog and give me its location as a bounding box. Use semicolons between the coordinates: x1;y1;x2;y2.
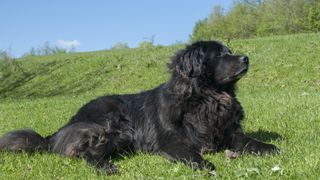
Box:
0;41;279;174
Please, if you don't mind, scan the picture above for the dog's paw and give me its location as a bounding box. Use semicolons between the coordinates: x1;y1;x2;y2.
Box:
105;163;118;175
96;161;118;175
247;142;280;155
263;144;280;154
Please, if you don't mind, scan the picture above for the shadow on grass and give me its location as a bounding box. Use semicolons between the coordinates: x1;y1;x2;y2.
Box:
0;60;111;99
246;129;282;142
0;61;62;97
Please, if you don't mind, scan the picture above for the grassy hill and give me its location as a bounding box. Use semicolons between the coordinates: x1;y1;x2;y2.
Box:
0;33;319;179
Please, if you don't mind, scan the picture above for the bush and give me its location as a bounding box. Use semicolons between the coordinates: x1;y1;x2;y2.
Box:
191;0;320;41
23;41;68;57
111;42;130;50
138;41;154;49
0;50;26;80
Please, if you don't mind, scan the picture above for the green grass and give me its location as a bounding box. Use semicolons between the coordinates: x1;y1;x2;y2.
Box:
1;33;320;179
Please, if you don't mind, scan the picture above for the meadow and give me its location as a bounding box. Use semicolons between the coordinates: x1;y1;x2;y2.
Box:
0;33;319;179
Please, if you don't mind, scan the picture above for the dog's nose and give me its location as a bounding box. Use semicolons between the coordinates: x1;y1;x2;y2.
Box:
240;56;249;65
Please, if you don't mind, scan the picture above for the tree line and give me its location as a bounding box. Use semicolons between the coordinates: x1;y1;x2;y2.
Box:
191;0;320;41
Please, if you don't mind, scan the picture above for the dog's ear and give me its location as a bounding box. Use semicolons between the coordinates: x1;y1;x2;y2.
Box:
173;47;204;78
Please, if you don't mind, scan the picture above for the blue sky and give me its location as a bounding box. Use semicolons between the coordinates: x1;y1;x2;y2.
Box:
0;0;233;57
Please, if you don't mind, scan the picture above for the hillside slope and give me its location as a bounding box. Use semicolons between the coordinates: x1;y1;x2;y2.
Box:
1;33;319;99
0;45;181;99
0;33;319;179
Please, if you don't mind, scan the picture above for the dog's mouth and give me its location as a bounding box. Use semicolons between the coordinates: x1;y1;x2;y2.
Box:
220;66;248;82
233;66;248;79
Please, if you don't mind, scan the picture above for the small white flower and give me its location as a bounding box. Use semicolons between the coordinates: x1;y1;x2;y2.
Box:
271;165;281;172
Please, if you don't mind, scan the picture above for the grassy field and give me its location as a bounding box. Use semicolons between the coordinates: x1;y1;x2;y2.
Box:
0;33;319;179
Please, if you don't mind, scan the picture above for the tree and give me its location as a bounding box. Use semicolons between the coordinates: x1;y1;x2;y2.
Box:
23;42;68;57
0;50;12;61
191;5;225;42
111;42;130;50
190;0;317;41
308;1;320;32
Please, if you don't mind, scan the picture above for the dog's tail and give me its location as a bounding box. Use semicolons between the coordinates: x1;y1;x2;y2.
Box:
0;129;49;152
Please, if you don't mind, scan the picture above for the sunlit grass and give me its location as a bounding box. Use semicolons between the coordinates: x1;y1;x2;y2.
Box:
0;33;319;179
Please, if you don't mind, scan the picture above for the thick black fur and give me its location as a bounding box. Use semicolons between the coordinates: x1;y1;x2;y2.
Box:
0;41;279;174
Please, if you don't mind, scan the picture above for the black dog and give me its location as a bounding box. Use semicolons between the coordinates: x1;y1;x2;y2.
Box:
0;41;279;174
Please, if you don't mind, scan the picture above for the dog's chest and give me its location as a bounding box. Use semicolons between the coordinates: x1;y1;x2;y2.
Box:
183;92;243;150
187;92;236;121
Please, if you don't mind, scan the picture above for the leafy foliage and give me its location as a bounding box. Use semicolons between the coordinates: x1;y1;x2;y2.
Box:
111;42;130;50
191;0;320;41
307;1;320;32
23;41;68;57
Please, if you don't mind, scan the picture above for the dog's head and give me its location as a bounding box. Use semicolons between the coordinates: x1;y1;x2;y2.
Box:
169;41;249;88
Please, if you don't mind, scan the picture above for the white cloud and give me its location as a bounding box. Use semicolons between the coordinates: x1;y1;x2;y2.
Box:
56;39;80;49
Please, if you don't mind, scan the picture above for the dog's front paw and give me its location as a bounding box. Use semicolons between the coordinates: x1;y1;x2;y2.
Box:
105;163;118;175
96;161;118;175
246;141;280;155
263;143;280;154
